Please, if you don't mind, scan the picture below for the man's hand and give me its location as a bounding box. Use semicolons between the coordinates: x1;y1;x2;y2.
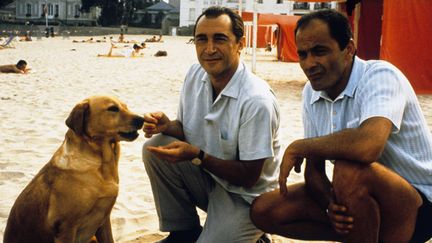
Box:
279;145;304;195
146;141;200;163
327;197;354;235
143;112;170;138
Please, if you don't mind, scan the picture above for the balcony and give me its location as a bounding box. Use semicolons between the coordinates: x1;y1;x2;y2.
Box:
293;3;309;10
314;3;331;10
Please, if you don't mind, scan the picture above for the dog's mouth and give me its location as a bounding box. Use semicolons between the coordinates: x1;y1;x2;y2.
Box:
118;130;139;141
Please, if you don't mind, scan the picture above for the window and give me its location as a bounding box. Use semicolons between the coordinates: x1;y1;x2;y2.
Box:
41;4;46;16
74;4;80;17
26;3;31;15
189;8;195;21
55;5;59;16
48;4;53;15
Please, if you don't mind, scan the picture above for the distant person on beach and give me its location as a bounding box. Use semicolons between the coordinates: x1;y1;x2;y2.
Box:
19;32;32;42
145;34;163;43
118;33;125;43
142;6;281;243
72;37;94;43
186;38;194;44
97;43;144;58
250;9;432;243
0;60;30;74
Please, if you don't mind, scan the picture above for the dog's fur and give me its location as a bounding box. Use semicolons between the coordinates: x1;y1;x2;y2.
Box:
4;96;144;243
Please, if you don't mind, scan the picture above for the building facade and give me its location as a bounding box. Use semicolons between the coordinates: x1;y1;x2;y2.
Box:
179;0;337;27
14;0;100;25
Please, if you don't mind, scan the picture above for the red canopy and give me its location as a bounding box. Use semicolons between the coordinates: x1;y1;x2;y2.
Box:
354;0;432;94
380;0;432;94
242;12;300;62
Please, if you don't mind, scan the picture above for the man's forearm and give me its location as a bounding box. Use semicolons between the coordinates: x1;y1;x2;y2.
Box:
201;153;264;188
304;158;332;210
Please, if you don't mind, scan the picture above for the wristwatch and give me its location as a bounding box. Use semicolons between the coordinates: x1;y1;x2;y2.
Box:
191;149;205;166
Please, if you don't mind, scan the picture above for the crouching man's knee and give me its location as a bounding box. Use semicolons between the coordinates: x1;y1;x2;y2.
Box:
332;160;376;204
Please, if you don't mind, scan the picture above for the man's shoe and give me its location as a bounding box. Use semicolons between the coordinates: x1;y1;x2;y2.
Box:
256;233;271;243
157;227;202;243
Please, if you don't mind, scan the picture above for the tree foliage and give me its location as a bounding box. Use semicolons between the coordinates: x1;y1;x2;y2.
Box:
80;0;161;26
0;0;14;8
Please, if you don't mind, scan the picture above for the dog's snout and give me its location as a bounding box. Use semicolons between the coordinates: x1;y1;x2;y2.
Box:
132;116;145;129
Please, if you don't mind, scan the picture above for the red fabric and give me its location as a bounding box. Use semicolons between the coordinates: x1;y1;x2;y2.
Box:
380;0;432;94
242;13;300;62
356;0;383;60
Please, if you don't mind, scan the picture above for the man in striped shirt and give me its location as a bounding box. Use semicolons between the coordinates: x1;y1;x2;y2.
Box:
251;9;432;243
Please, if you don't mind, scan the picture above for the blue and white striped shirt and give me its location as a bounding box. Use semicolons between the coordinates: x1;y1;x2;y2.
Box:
302;56;432;201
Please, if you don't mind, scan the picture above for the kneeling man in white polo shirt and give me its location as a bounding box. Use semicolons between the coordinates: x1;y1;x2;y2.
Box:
142;6;281;243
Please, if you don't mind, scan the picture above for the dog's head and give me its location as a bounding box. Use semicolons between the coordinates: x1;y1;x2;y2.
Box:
66;96;144;142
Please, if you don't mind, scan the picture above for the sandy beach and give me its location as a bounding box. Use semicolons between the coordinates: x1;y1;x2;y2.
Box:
0;35;431;243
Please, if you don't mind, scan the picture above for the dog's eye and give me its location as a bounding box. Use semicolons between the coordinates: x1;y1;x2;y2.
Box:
107;106;119;112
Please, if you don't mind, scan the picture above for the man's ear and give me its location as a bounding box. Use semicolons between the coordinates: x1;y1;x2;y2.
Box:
237;36;246;53
65;100;89;136
345;39;356;58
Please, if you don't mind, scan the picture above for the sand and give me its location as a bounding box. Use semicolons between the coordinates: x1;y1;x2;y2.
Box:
0;35;431;243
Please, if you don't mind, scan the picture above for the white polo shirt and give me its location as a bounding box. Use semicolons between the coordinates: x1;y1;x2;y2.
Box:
302;56;432;201
177;62;281;202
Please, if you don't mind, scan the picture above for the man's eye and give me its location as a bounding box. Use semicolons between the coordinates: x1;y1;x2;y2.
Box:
215;36;228;42
195;37;206;43
298;52;307;59
107;106;119;112
312;49;327;56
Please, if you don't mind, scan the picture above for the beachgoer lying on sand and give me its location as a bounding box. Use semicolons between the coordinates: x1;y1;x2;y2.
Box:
97;43;144;58
186;38;194;44
72;37;94;43
96;36;108;43
0;60;30;74
145;34;163;43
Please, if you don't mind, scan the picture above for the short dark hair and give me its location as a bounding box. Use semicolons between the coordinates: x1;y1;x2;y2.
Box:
295;9;352;50
193;6;244;42
133;44;141;50
16;60;27;69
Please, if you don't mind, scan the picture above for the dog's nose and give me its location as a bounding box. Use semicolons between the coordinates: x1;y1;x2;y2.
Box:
133;116;145;129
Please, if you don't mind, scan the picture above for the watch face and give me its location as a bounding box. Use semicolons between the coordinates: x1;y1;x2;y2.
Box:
191;158;202;166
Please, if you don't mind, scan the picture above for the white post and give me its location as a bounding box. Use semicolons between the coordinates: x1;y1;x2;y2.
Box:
238;0;242;17
45;1;48;28
252;1;257;73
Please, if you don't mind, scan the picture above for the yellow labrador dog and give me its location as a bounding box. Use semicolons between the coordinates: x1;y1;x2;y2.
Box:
4;96;144;243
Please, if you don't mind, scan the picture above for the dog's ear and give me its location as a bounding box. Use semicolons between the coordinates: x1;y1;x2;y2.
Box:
65;100;89;136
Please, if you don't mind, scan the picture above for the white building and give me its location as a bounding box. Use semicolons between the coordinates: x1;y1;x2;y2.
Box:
14;0;100;25
179;0;337;27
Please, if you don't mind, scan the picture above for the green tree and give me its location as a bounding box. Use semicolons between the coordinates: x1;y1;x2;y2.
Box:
0;0;14;8
80;0;123;26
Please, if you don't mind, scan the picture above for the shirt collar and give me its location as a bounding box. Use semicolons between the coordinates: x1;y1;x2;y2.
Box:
201;62;245;100
310;56;363;104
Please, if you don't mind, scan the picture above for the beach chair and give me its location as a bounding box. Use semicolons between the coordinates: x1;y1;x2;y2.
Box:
1;35;16;48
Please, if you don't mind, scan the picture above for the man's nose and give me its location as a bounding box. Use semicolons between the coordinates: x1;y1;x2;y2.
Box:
302;54;318;70
204;40;216;54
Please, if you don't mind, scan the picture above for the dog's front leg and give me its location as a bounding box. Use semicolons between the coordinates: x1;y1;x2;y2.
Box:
95;218;114;243
54;225;77;243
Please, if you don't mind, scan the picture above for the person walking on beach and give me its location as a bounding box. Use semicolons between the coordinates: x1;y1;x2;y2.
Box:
250;9;432;243
0;60;30;74
142;6;281;243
